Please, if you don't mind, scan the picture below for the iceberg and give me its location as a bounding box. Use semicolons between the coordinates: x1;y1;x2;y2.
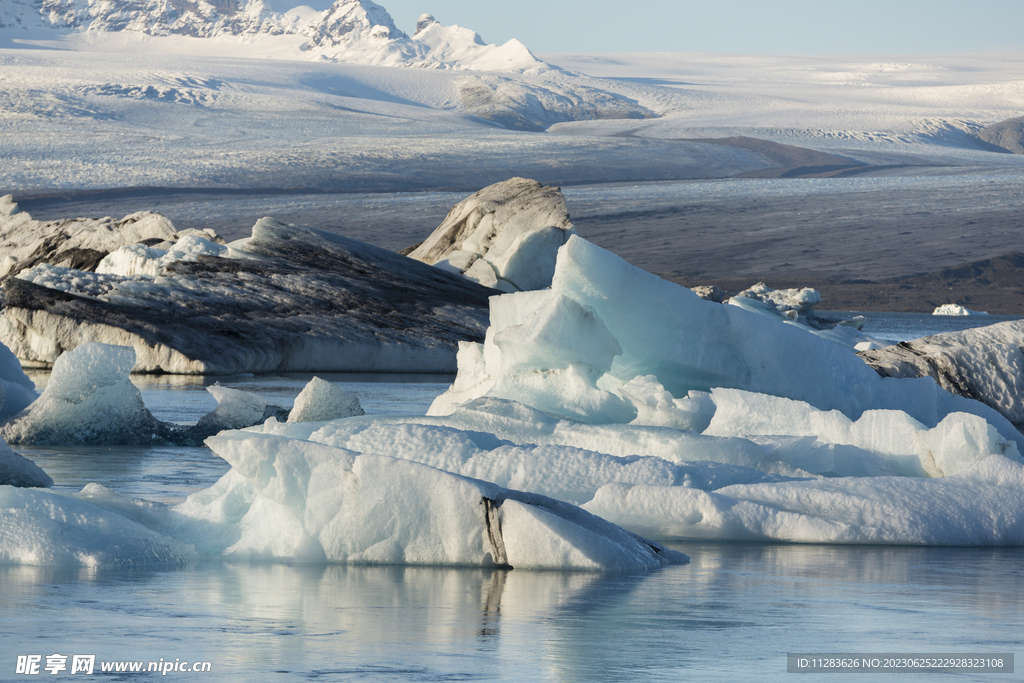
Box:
251;410;804;506
178;432;686;570
703;387;1018;478
860;320;1024;426
430;235;1024;452
584;455;1024;545
0;194;203;281
406;178;576;292
194;385;290;433
288;376;364;423
237;400;1024;545
0;484;197;567
0;440;52;488
1;211;493;374
933;303;988;316
0;434;687;570
0;338;37;420
0;343;286;446
731;281;822;317
0;343;170;445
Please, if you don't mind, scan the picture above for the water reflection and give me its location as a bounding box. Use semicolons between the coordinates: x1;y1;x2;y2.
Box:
3;543;1021;682
1;563;638;681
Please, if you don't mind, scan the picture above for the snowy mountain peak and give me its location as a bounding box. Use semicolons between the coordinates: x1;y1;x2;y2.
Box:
414;13;436;36
0;0;552;72
305;0;406;48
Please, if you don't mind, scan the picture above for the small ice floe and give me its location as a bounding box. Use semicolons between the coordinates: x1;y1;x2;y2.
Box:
288;377;364;423
933;303;989;316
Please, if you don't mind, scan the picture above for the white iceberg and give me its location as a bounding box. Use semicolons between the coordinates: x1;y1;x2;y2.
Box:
237;401;1024;545
0;484;196;567
178;432;685;570
195;385;289;433
731;281;822;317
0;343;167;445
288;376;364;423
0;343;285;445
0;434;687;570
703;387;1018;478
252;412;803;506
584;455;1024;545
429;235;1024;454
933;303;988;316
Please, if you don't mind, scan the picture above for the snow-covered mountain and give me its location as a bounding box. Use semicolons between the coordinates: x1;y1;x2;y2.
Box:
0;0;549;71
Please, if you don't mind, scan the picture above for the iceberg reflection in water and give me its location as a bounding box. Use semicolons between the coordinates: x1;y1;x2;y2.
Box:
2;544;1022;682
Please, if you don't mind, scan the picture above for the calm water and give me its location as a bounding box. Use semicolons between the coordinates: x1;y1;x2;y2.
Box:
2;546;1021;682
4;314;1023;681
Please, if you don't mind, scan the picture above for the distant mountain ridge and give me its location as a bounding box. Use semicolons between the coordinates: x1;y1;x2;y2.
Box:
0;0;548;71
1;0;394;39
975;116;1024;154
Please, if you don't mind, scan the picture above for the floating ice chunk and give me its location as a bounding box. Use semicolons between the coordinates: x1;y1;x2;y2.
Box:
195;385;289;433
584;455;1024;545
933;303;988;316
703;387;1019;477
0;340;37;420
0;440;52;488
407;178;576;292
726;288;885;352
0;343;167;445
0;343;289;446
0;432;687;568
288;377;364;423
732;282;821;316
0;485;196;566
176;433;686;570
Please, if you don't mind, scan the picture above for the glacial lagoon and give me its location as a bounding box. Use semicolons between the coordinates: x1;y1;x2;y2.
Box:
3;314;1023;682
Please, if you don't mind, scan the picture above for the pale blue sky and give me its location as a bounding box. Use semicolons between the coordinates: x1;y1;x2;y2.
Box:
378;0;1024;54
